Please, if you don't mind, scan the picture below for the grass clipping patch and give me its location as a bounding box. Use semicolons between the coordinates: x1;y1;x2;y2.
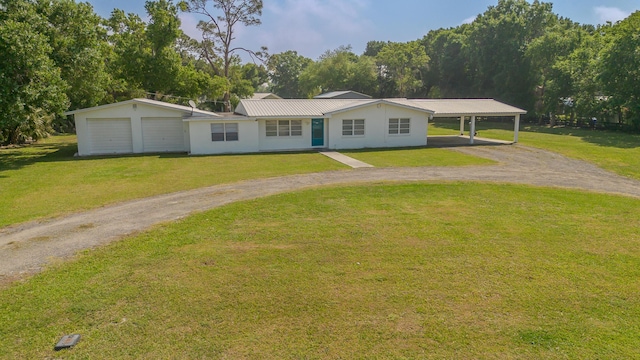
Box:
2;183;640;358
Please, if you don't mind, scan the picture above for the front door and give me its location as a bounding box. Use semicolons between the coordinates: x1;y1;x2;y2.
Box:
311;118;324;146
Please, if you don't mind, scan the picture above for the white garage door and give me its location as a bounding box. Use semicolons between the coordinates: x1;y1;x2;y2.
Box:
141;117;185;153
87;118;133;154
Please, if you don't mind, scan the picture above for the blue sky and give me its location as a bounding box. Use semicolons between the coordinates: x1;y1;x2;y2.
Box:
86;0;639;60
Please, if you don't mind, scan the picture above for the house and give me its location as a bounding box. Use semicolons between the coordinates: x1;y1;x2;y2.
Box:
250;92;282;100
66;97;526;156
313;91;372;99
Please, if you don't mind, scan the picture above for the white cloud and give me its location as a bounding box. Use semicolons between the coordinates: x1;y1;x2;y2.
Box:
257;0;374;59
594;6;630;23
462;15;477;25
179;13;202;40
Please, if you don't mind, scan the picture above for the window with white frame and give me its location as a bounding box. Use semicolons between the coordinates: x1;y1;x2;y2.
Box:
388;118;410;135
342;119;365;136
211;123;239;141
266;120;302;137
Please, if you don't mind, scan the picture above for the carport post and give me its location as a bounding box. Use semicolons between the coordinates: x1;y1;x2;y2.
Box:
459;116;464;135
469;115;476;144
514;114;520;143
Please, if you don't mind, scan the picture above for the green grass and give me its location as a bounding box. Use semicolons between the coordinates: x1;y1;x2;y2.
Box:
430;120;640;180
0;135;494;227
0;135;345;227
341;147;496;167
2;183;639;358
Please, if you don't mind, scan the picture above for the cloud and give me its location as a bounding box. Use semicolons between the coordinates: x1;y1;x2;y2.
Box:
179;13;202;40
594;6;630;23
257;0;374;59
462;15;477;25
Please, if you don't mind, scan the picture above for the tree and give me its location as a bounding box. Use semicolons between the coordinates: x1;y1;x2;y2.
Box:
106;0;216;102
600;11;640;130
267;50;312;98
0;0;68;145
421;27;472;98
376;41;429;97
466;0;555;110
179;0;267;111
525;19;589;124
35;0;110;111
299;46;377;97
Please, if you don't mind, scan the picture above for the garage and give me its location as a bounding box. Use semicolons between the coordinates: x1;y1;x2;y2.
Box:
141;117;185;153
68;99;219;156
87;118;133;155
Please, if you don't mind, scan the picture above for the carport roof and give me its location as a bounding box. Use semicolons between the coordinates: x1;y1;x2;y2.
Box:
410;99;527;117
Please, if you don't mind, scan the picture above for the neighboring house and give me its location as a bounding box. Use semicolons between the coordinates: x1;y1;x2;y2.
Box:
66;97;526;156
250;92;283;100
314;91;372;99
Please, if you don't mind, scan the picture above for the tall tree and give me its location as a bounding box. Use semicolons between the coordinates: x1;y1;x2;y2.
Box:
600;11;640;130
0;0;68;145
35;0;110;111
421;26;472;98
525;19;589;123
299;46;377;97
376;41;429;97
267;50;312;98
466;0;555;109
106;0;216;102
179;0;267;111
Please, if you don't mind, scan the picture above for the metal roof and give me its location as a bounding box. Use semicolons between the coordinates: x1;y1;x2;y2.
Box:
410;99;527;117
250;92;282;100
236;99;374;117
64;98;219;117
314;90;372;99
236;98;523;118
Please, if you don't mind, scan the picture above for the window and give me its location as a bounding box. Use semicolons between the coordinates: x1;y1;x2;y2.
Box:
266;120;302;137
211;123;239;142
342;119;365;136
389;118;410;135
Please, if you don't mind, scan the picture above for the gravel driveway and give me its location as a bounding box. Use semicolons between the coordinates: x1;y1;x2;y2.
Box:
1;145;639;283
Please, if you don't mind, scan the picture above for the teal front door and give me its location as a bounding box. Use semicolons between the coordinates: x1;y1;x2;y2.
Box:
311;118;324;146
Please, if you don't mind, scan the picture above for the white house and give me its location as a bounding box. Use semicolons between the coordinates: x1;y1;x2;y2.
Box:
66;97;526;156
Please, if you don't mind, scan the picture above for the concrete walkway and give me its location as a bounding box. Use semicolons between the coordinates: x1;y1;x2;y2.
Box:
319;151;374;168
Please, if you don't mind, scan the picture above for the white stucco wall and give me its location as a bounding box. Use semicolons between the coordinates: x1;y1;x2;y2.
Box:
257;118;320;151
327;103;429;150
74;102;190;156
188;120;260;155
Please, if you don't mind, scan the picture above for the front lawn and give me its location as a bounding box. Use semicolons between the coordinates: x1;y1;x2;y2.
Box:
2;183;639;358
0;135;344;227
340;147;495;167
0;135;494;227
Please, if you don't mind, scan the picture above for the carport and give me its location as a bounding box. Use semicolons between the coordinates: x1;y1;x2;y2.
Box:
413;99;527;145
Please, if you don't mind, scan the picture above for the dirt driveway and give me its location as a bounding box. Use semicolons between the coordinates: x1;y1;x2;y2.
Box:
1;145;639;283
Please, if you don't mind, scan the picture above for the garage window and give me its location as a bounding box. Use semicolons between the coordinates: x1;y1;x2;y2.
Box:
389;118;410;135
342;119;365;136
211;123;239;141
266;120;302;137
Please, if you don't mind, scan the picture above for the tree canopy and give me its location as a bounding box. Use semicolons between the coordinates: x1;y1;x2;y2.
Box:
1;0;639;145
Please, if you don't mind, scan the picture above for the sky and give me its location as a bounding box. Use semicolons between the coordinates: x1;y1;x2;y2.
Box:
86;0;639;60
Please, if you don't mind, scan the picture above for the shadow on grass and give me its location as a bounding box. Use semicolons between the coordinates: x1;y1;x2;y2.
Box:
0;138;325;175
0;141;78;174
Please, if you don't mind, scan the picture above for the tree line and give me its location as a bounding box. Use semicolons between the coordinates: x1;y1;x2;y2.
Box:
1;0;638;145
